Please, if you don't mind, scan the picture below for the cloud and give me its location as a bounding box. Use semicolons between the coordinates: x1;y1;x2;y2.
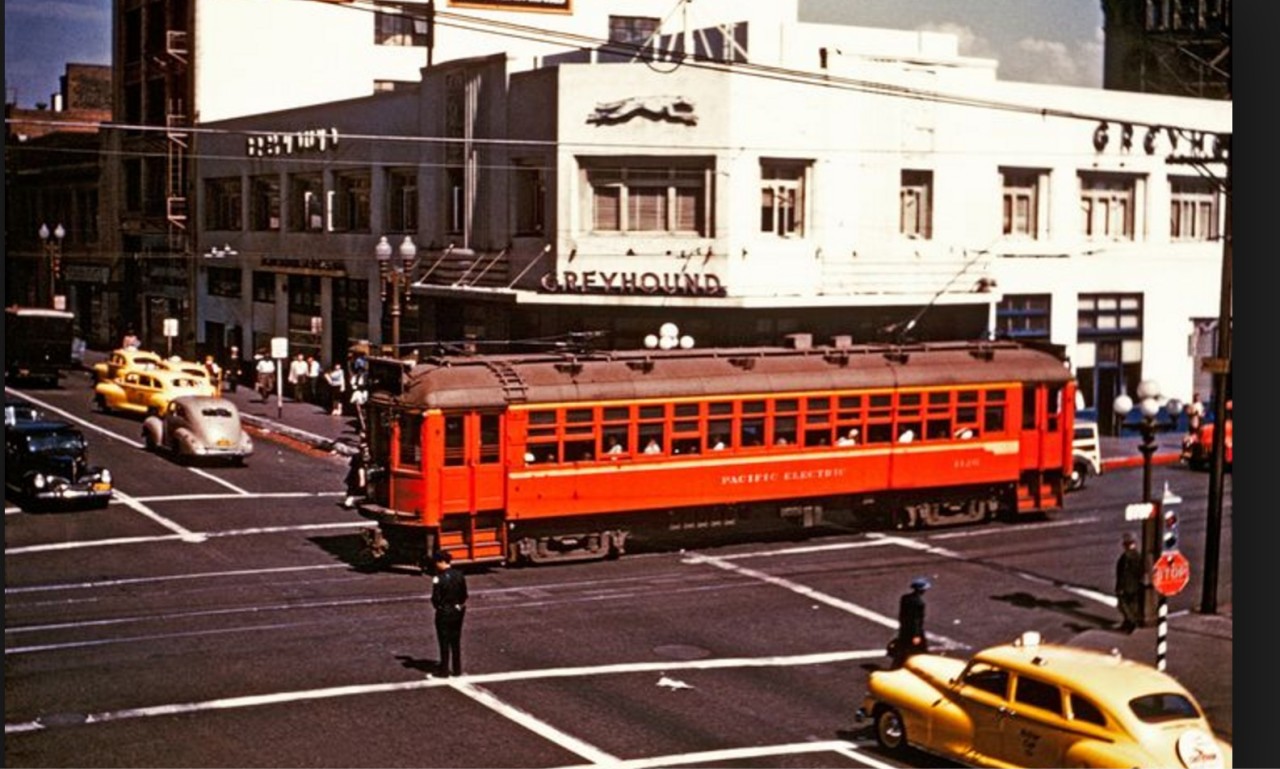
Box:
916;21;1102;88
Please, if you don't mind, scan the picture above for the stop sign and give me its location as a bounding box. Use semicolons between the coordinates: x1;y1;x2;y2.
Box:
1152;551;1191;596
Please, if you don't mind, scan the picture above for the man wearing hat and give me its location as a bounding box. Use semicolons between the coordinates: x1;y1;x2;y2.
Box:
1115;531;1144;633
891;577;930;668
429;550;468;677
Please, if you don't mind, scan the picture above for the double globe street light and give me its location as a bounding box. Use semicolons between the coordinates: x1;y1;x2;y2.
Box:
375;235;418;356
38;223;66;309
1113;380;1183;627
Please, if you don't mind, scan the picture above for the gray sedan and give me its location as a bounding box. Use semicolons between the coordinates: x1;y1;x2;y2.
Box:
141;395;253;464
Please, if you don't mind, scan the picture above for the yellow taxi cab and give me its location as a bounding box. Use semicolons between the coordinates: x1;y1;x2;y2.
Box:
94;367;217;417
92;348;165;384
159;356;216;388
858;631;1230;768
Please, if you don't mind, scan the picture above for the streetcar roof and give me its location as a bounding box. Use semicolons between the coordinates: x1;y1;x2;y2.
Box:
378;341;1071;411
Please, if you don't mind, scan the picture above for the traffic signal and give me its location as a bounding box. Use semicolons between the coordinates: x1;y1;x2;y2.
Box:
1162;509;1179;551
51;253;61;278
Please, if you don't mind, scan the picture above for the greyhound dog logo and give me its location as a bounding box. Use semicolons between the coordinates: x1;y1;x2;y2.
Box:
588;96;698;126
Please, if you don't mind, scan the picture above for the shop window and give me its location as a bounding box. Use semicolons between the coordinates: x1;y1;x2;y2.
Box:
252;271;275;304
207;267;242;298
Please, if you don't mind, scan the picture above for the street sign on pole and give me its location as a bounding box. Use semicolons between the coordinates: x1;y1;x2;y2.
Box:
271;336;288;420
1152;551;1191;596
1124;502;1155;521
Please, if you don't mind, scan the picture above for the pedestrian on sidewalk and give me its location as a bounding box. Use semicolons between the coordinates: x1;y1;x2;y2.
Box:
1115;532;1144;633
203;355;223;394
306;355;322;405
254;352;276;402
288;354;308;402
349;358;369;433
429;550;468;678
224;346;243;393
325;362;346;416
890;577;930;668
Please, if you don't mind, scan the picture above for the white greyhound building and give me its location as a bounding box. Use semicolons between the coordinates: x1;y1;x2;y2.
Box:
190;0;1230;432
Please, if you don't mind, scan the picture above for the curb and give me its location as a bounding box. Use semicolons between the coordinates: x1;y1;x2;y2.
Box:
1101;452;1184;471
239;414;359;456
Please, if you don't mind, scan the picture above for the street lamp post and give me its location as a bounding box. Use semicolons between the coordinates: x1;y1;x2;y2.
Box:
1113;381;1183;627
38;223;66;309
375;235;418;356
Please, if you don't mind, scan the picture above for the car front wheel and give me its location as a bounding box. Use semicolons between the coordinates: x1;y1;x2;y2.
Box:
875;706;907;753
1068;460;1088;491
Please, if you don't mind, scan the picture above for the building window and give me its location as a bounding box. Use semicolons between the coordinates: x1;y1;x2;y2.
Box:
584;160;711;236
1170;176;1220;241
333;171;372;233
207;267;242;298
374;3;429;46
387;168;418;232
252;271;276;303
1080;173;1137;241
514;164;546;236
290;173;324;232
287;275;322;316
447;167;464;234
996;294;1051;340
250;175;281;231
334;278;370;316
205;177;242;231
1001;168;1045;239
609;15;660;44
1078;293;1143;337
760;160;808;237
900;170;933;239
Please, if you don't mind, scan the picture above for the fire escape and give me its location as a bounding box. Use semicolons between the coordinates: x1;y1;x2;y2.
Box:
165;29;190;253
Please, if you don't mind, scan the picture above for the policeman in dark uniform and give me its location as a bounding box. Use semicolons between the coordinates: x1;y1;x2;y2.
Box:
891;577;930;668
1115;531;1144;633
430;550;468;677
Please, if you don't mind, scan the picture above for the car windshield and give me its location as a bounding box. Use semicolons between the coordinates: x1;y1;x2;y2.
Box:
1129;692;1201;723
28;432;86;453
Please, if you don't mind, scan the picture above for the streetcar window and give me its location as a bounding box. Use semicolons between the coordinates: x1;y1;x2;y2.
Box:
775;398;799;413
928;391;951;405
530;410;556;425
837;395;862;410
602;428;629;456
604;406;629;421
639;405;664;420
807;396;832;411
774;416;797;446
741;418;765;447
567;408;593;424
1045;385;1063;431
899;392;921;407
1022;386;1039;430
674;403;700;418
708;419;731;449
444;415;465;467
709;401;733;416
927;418;951;440
984;404;1007;433
870;394;892;408
958;390;979;404
399;411;424;469
565;439;594;462
479;413;501;464
743;400;766;414
639;425;664;454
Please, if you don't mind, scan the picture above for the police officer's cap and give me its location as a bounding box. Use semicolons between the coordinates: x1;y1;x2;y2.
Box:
910;577;931;591
433;550;452;564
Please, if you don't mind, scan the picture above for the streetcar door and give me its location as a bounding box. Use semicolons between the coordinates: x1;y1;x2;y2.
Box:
439;412;504;513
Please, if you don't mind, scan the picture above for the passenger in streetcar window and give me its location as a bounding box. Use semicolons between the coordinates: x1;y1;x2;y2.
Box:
643;437;662;454
710;435;727;451
605;435;624;455
837;428;859;446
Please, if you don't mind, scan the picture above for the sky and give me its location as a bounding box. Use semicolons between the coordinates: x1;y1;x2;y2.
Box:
3;0;1105;109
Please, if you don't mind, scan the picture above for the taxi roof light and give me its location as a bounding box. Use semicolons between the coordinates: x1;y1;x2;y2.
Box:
1015;631;1041;647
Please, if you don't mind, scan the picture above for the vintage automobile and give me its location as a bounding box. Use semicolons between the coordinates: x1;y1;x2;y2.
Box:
1068;420;1102;492
94;367;216;416
5;419;113;509
91;347;165;384
142;395;253;463
5;398;45;427
859;631;1230;768
160;356;215;384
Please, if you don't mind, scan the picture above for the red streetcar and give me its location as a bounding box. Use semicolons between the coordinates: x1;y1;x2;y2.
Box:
355;339;1075;568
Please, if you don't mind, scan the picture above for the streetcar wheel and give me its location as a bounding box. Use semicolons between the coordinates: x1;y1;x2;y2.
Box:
875;706;907;753
1068;461;1088;492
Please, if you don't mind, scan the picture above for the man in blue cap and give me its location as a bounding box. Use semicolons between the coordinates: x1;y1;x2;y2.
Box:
429;549;468;677
891;577;930;668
